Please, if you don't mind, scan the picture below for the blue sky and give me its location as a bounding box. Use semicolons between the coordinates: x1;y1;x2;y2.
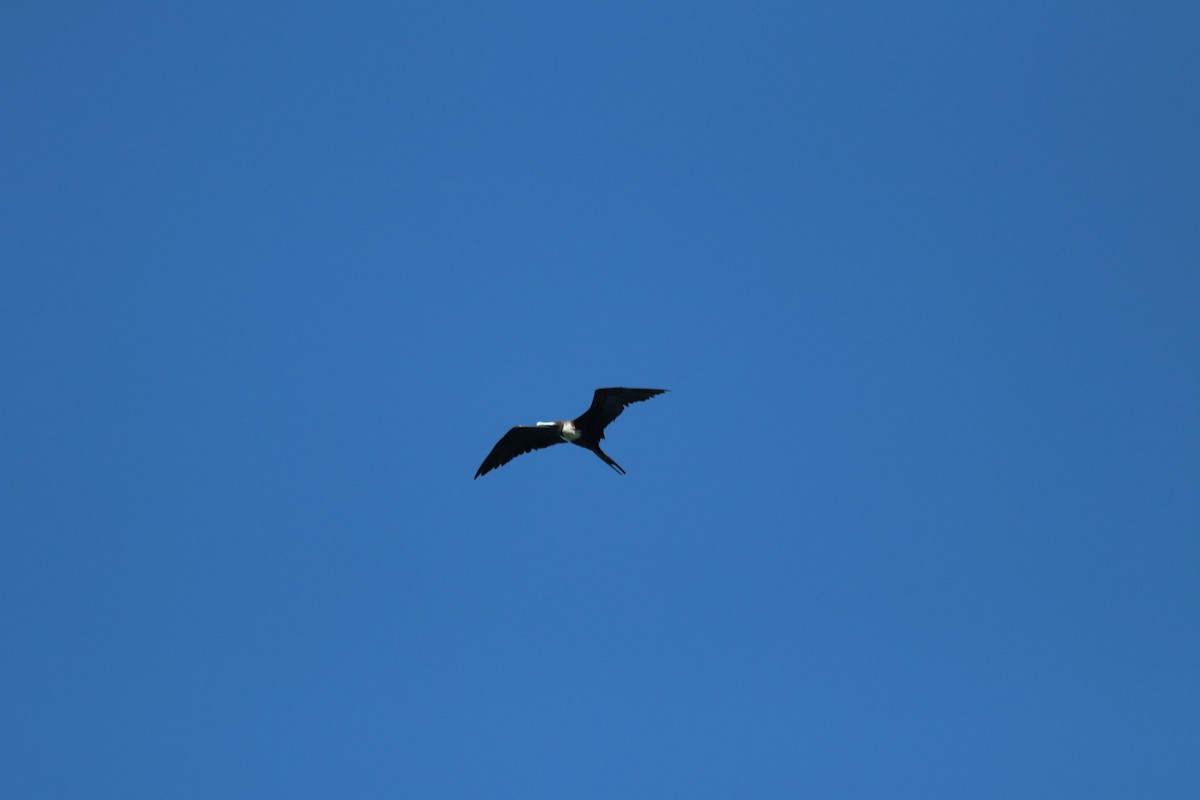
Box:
3;2;1198;797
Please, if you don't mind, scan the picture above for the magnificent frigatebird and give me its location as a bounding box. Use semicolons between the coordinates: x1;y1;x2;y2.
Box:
474;387;668;479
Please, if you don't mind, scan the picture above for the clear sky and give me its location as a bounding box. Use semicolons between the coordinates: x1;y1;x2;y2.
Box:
3;2;1198;797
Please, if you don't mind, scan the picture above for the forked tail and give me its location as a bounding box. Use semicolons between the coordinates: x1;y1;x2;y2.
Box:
589;445;626;475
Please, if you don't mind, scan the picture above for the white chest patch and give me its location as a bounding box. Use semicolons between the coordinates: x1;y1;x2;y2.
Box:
559;421;580;442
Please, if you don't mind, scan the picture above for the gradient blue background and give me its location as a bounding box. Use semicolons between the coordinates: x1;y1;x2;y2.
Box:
4;2;1198;797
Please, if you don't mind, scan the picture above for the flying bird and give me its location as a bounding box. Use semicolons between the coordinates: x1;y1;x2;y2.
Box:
475;387;668;479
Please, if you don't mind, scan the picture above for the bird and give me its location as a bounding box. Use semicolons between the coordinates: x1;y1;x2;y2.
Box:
475;387;668;479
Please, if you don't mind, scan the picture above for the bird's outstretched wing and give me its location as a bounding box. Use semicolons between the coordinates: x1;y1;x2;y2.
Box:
474;425;565;479
573;387;667;439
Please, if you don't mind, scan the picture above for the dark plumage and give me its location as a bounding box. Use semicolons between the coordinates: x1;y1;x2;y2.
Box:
474;387;668;479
